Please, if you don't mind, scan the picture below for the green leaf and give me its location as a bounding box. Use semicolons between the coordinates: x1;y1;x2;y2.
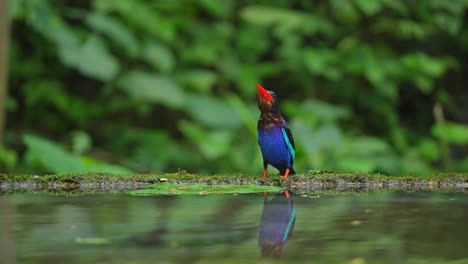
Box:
185;94;242;128
289;120;320;159
402;53;448;77
142;42;175;73
225;94;257;136
330;0;359;23
353;0;383;16
285;100;351;123
23;80;67;108
22;0;66;37
60;35;119;81
178;121;232;159
130;182;284;196
304;48;342;81
118;71;185;108
375;19;431;39
417;139;440;161
176;70;217;93
100;0;175;42
241;6;332;34
432;122;468;144
23;134;133;174
105;127;188;172
199;0;231;18
86;12;139;56
429;1;465;35
344;137;390;155
241;6;301;26
380;0;408;14
400;53;455;93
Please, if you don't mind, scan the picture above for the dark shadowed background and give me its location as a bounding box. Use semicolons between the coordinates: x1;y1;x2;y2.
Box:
1;0;468;176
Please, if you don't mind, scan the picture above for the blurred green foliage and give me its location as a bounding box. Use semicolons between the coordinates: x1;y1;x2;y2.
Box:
3;0;468;175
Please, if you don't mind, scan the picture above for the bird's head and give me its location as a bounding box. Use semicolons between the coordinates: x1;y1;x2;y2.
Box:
257;84;278;113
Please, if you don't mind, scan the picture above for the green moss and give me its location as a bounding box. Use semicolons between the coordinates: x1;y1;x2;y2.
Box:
2;170;468;183
0;171;263;184
297;170;468;182
1;170;467;194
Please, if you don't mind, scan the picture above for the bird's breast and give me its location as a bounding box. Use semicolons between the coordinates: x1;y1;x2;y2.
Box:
258;127;291;167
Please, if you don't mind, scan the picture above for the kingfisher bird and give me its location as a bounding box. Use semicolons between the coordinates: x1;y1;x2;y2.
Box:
257;84;296;179
258;190;296;258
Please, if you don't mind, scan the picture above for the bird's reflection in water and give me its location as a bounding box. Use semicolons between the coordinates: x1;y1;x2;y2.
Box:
258;190;296;258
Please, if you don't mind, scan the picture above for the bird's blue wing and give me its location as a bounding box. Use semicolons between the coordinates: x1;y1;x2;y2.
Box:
282;203;296;242
281;128;295;159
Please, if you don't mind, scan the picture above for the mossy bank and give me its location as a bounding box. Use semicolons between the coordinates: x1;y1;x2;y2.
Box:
1;170;467;194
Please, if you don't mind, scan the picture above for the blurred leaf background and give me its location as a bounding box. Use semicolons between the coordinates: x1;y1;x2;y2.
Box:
1;0;468;175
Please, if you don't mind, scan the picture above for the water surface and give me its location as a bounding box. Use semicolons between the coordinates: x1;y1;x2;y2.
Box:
0;191;467;263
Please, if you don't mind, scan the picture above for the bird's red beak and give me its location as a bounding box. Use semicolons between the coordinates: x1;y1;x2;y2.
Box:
257;84;273;102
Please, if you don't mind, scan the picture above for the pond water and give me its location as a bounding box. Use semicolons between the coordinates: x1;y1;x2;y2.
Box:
0;191;467;264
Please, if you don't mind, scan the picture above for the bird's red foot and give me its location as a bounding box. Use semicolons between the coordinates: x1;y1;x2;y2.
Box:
280;168;290;179
284;190;290;198
262;169;267;178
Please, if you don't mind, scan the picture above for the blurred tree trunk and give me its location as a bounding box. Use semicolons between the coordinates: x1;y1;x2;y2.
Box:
0;0;10;146
0;197;16;264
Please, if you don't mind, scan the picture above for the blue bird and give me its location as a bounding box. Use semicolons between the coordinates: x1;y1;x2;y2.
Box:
258;190;296;258
257;84;296;178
